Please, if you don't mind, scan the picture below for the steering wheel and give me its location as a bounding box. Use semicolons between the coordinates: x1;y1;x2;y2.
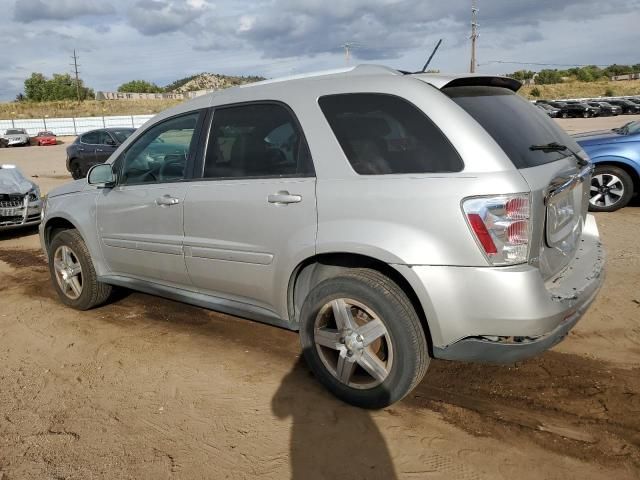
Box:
159;157;184;181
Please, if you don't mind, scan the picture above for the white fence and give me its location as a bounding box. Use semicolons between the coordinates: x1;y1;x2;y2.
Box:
0;114;156;137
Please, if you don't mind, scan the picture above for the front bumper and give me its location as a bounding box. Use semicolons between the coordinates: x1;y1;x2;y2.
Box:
0;197;42;230
400;215;604;364
6;138;29;146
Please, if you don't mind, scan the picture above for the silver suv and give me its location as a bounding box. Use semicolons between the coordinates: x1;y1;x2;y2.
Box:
40;65;605;408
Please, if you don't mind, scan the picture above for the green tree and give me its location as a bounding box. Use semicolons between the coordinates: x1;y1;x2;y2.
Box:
509;70;535;81
24;73;48;101
117;80;163;93
23;72;93;101
535;69;563;85
530;87;542;97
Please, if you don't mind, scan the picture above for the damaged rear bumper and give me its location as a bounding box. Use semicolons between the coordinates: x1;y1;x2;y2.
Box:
404;215;605;364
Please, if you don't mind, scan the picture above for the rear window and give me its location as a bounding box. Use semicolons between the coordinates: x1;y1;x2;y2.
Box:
319;93;463;175
444;86;581;169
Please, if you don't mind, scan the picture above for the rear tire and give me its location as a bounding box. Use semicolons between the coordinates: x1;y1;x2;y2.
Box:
299;269;429;409
561;112;569;119
48;229;112;310
589;165;634;212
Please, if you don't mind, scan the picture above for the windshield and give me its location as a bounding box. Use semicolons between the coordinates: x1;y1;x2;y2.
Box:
111;129;135;143
5;129;24;135
444;86;581;169
616;121;640;135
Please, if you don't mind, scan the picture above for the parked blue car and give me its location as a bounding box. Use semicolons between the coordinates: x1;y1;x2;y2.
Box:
574;121;640;212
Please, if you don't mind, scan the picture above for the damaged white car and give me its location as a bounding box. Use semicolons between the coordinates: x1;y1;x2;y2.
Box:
2;128;30;147
0;164;42;230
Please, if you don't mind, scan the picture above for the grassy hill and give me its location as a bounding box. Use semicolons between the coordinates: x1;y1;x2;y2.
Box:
519;79;640;100
0;99;182;119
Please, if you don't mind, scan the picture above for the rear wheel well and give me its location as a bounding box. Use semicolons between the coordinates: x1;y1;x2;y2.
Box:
594;161;639;194
288;253;433;354
44;217;77;251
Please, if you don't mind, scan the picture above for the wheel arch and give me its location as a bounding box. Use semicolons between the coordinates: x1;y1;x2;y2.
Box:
287;252;435;354
43;216;80;250
591;157;640;193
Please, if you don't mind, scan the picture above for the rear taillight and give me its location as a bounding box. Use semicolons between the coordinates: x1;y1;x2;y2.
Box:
462;194;531;265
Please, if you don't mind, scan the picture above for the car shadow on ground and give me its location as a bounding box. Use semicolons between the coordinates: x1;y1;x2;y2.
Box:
272;356;398;480
0;225;39;241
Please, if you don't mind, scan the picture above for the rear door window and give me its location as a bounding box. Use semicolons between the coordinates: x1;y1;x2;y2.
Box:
444;86;581;169
202;103;313;179
319;93;463;174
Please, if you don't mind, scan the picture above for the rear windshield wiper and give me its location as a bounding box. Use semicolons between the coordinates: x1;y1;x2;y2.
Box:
530;142;590;167
529;142;568;152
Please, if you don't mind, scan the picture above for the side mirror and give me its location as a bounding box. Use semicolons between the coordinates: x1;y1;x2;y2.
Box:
87;164;116;188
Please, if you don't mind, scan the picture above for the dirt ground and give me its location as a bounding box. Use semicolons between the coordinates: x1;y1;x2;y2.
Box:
1;116;639;479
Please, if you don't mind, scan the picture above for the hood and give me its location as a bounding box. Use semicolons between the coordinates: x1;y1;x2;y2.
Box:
47;179;88;198
0;168;36;195
573;129;633;146
3;133;28;138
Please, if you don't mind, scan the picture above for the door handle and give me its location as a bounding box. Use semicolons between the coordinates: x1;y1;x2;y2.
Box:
155;195;181;206
96;148;103;152
268;191;302;205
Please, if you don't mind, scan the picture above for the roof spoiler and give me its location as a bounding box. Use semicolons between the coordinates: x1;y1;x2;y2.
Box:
442;76;522;93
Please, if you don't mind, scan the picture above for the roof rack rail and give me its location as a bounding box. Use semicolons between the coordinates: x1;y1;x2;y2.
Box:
240;64;399;88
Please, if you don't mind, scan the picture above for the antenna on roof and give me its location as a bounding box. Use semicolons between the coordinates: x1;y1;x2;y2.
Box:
421;39;443;72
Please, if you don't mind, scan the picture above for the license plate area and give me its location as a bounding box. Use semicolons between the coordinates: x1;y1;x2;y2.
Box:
546;182;583;243
0;207;22;217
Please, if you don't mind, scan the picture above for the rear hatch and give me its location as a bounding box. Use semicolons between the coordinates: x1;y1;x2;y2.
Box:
441;83;591;279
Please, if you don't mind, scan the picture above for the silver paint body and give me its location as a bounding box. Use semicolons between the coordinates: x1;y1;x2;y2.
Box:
40;65;604;359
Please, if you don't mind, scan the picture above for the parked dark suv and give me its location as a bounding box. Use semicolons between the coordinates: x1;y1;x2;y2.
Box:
66;128;136;179
558;102;599;118
607;100;640;115
587;102;621;116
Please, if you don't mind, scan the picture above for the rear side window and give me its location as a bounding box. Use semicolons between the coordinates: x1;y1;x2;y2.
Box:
203;103;313;179
81;131;99;144
444;86;581;169
318;93;463;175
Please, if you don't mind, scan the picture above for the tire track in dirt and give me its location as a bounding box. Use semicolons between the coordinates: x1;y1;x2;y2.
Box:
405;353;640;469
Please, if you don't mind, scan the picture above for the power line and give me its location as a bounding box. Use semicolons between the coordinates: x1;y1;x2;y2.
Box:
70;49;81;102
469;0;479;73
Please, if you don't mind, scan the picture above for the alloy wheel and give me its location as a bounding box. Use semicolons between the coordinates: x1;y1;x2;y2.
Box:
590;173;625;209
314;298;393;390
53;245;83;299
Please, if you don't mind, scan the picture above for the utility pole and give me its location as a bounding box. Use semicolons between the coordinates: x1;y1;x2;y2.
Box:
71;49;81;102
341;42;357;65
470;0;479;73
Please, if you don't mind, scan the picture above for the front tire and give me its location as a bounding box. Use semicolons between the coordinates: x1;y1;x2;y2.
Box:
48;229;112;310
70;161;83;180
589;165;634;212
299;269;429;409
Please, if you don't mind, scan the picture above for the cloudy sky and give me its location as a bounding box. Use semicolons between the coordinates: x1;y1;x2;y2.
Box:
0;0;638;100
